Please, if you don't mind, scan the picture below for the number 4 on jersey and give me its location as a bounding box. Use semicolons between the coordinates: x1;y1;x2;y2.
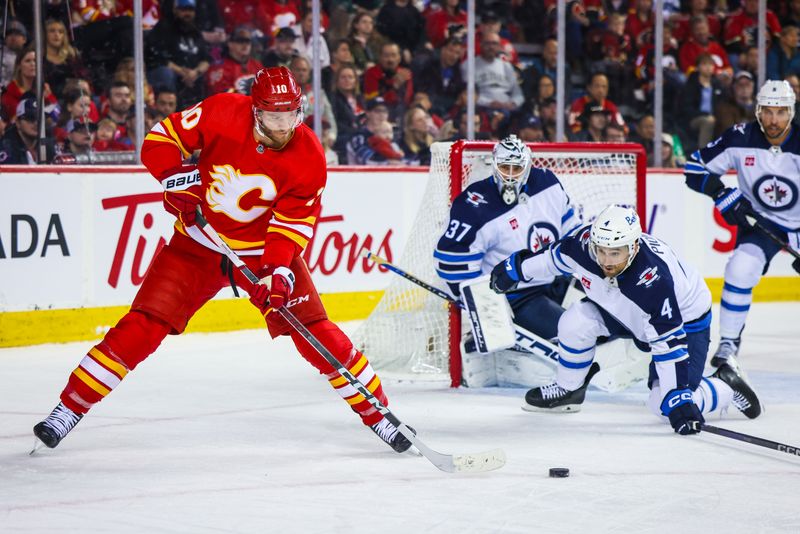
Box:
661;298;673;319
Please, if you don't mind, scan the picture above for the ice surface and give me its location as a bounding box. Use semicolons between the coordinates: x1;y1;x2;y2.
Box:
2;303;799;533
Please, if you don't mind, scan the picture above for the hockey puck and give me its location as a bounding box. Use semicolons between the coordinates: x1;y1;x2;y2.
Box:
549;467;570;478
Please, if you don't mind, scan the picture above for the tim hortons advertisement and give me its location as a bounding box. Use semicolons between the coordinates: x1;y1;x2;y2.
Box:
0;167;795;313
0;168;428;312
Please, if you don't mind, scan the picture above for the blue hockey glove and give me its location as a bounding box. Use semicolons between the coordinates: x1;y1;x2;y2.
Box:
490;249;534;293
792;258;800;275
661;388;704;435
714;187;755;228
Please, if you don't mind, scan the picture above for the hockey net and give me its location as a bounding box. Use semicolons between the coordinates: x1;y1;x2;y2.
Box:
353;141;646;386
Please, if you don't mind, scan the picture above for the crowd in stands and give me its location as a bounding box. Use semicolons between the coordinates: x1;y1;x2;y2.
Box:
1;0;800;167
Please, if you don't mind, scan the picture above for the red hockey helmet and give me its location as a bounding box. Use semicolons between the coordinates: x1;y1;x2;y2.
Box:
251;66;303;112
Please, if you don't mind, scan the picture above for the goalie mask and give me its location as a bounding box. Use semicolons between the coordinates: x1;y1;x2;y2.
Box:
755;79;795;140
251;66;304;144
589;205;642;277
492;135;532;205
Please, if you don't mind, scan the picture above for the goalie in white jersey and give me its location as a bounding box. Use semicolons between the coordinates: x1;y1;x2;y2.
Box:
490;205;762;435
684;79;800;367
434;135;582;345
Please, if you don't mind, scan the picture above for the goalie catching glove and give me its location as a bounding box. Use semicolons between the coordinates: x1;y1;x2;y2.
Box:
490;249;535;293
160;165;203;227
249;266;295;312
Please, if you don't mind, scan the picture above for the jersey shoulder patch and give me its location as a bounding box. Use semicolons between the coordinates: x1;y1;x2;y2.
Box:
524;168;562;197
451;178;513;224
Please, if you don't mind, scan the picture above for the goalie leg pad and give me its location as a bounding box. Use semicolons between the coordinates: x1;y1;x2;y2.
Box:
291;319;387;426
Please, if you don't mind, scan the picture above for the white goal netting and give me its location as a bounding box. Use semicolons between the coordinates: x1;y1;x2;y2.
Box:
353;141;646;385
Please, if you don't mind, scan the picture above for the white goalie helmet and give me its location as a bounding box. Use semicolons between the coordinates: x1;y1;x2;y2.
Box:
589;205;642;272
756;79;796;134
492;135;532;205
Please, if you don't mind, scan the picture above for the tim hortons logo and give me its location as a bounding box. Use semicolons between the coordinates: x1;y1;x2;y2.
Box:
103;193;167;288
302;213;394;275
581;276;591;289
102;194;394;289
745;155;755;166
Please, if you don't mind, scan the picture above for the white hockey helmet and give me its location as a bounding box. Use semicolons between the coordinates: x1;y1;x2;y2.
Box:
492;135;532;205
755;79;796;135
589;205;642;273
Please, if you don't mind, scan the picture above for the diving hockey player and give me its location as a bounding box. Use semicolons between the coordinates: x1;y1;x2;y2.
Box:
685;79;800;367
32;67;412;454
490;205;762;435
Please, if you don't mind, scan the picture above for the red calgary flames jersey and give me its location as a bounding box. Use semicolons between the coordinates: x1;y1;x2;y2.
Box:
141;93;326;267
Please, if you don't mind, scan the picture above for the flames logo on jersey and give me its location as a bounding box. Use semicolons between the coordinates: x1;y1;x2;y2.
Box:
636;266;659;287
466;191;488;207
206;164;277;222
752;175;798;212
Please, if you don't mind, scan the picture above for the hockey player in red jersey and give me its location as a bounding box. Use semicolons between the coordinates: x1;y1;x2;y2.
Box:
33;66;412;455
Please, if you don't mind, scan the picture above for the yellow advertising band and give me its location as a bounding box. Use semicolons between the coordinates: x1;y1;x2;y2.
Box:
1;279;798;348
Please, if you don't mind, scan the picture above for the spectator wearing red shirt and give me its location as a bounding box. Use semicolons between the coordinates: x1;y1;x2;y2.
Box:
672;0;722;43
216;0;271;35
1;47;58;124
568;72;627;133
425;0;467;49
723;0;781;55
678;15;731;76
624;0;654;50
206;27;264;95
265;0;303;35
363;42;414;122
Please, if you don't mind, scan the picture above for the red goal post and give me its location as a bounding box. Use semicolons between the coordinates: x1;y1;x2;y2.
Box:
353;140;647;386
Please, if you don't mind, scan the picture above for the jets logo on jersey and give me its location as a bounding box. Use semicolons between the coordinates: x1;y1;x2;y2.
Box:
636;266;659;287
752;175;798;211
733;123;746;135
466;191;488;207
528;222;558;253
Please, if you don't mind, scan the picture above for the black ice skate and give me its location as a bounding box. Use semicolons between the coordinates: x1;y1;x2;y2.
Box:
370;417;415;453
712;363;762;419
710;337;740;368
32;402;83;450
523;362;600;413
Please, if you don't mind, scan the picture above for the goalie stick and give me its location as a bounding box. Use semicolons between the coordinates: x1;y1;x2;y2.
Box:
361;249;561;362
194;210;506;474
361;250;650;392
694;423;800;459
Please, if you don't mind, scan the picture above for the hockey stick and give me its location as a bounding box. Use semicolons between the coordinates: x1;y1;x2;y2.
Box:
361;250;651;392
745;214;800;262
695;423;800;458
194;211;506;473
361;249;559;361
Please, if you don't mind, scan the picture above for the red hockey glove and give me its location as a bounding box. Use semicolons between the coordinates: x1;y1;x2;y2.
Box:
160;165;202;227
249;266;296;312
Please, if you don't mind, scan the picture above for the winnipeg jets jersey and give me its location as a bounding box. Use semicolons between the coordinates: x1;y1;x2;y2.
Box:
686;121;800;231
434;168;581;295
521;226;712;391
